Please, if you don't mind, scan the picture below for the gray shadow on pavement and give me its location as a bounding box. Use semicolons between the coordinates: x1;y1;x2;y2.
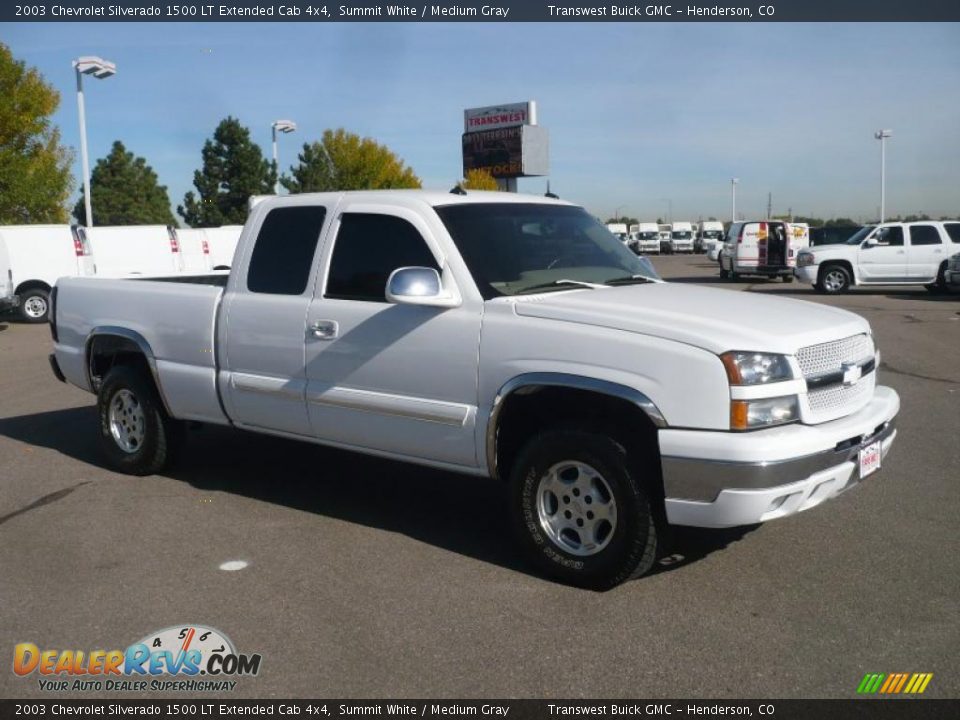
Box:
0;406;758;587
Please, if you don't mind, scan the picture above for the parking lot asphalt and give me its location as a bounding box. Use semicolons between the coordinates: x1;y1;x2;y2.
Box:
1;254;958;700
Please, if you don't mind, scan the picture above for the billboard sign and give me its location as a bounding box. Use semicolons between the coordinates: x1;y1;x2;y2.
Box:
463;101;536;133
462;125;549;178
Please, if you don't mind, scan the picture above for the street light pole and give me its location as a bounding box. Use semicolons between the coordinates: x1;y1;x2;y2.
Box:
874;129;892;222
271;120;297;194
730;178;739;223
72;56;116;227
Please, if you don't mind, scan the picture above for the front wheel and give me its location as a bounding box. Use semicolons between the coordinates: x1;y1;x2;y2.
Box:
97;365;183;476
510;429;662;590
18;288;49;323
817;264;851;294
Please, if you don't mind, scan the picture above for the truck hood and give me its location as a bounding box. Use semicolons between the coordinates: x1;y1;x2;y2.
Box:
509;283;869;355
805;244;855;261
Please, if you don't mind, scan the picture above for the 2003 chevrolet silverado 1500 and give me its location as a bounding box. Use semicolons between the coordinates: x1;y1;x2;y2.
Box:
50;191;899;589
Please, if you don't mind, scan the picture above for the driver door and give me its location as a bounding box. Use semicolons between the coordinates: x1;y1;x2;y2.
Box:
303;203;482;468
858;226;907;281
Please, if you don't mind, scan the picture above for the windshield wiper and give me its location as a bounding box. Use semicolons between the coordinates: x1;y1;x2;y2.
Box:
515;279;606;295
604;274;658;286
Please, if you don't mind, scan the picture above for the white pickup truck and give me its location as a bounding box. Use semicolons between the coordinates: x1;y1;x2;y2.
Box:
50;191;899;589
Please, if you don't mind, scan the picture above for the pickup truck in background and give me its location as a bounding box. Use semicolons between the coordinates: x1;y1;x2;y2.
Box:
796;220;960;294
51;190;900;589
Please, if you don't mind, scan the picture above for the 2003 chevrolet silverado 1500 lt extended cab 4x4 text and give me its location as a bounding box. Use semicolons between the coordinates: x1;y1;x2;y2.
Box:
50;191;899;589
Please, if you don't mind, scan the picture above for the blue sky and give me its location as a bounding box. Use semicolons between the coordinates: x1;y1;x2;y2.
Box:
5;22;960;223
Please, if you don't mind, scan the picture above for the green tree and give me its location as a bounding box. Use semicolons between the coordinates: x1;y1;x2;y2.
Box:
72;141;175;225
179;116;275;227
0;42;74;223
459;168;498;191
281;128;421;193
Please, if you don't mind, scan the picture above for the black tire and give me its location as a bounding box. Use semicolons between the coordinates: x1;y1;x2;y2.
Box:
925;263;947;294
782;274;794;283
719;266;729;280
18;288;50;323
97;365;183;476
816;263;851;294
509;428;662;590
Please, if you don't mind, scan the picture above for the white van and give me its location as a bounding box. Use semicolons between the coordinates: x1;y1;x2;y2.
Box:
0;235;16;314
177;228;212;274
202;226;242;270
0;225;95;322
697;221;725;254
720;221;808;281
87;225;183;278
632;222;661;254
657;224;672;253
670;221;695;253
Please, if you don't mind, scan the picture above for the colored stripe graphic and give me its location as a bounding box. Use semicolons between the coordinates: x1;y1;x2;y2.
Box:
858;672;933;694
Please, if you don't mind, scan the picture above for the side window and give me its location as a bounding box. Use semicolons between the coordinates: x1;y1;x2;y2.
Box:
944;223;960;243
873;226;904;247
909;225;942;246
247;206;327;295
326;213;439;302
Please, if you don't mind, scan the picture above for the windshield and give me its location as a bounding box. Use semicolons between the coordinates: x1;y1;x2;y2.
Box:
435;203;661;298
638;232;658;240
672;231;692;239
702;230;723;239
846;226;876;245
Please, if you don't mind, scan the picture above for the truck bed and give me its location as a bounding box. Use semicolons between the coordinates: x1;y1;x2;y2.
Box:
54;275;228;425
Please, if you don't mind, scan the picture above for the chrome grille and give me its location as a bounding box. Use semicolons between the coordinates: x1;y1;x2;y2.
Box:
807;372;874;413
796;334;874;379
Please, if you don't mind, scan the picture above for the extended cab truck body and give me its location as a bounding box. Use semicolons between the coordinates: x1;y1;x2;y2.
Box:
51;191;900;589
0;224;95;323
796;221;960;294
720;220;808;281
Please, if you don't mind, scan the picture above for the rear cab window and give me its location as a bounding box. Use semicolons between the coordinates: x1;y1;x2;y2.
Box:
942;223;960;244
247;206;327;295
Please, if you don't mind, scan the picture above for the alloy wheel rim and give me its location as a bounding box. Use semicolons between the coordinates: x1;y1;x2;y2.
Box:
536;461;618;557
824;270;846;291
108;389;146;454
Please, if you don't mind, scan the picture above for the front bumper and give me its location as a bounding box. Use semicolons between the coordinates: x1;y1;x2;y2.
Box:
795;265;819;284
660;385;899;528
0;295;19;312
945;268;960;288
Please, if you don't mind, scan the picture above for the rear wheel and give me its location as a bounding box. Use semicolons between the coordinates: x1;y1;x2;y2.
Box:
925;263;947;294
18;288;49;323
510;428;662;590
97;365;183;476
817;264;851;294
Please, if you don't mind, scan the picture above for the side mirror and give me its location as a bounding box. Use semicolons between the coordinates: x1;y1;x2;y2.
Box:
386;267;460;308
863;239;877;248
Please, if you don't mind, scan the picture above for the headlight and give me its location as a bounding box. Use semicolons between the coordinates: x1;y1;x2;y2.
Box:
731;396;800;430
797;252;816;267
720;352;794;385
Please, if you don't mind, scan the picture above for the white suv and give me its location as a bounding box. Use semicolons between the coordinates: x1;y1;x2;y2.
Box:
796;221;960;293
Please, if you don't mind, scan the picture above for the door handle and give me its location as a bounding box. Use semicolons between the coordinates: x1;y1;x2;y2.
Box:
309;320;338;340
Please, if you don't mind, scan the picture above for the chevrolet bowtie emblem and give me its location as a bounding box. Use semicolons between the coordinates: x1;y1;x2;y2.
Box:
842;362;863;387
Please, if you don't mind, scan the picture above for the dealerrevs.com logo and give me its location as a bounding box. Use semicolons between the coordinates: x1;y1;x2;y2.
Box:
13;625;262;692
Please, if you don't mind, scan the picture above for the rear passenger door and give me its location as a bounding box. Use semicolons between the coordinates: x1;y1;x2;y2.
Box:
219;203;332;436
906;224;946;280
303;202;481;468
